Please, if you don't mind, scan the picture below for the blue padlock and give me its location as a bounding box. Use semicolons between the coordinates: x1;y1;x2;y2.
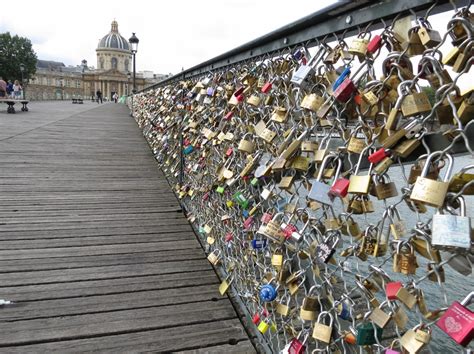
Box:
242;210;250;218
259;284;277;302
183;145;194;155
332;67;351;91
337;300;351;320
251;238;267;249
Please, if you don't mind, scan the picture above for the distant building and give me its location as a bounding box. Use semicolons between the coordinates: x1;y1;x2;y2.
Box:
27;21;170;101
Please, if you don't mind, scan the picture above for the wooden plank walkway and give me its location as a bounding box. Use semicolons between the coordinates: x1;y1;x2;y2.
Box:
0;102;255;353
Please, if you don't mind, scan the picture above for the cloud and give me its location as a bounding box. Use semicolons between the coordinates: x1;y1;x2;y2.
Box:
0;0;333;75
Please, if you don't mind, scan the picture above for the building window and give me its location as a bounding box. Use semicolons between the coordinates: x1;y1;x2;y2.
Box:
76;80;81;88
111;57;118;69
46;77;51;86
66;79;71;87
100;58;104;69
124;59;129;72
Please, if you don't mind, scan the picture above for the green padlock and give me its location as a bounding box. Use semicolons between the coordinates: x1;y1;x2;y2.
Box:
250;177;259;186
233;191;249;209
216;186;225;194
355;322;383;345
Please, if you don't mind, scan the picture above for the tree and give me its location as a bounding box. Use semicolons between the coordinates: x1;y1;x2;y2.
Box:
0;32;37;82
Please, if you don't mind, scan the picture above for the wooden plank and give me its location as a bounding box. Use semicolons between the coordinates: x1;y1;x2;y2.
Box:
176;341;256;354
0;240;202;261
1;284;223;320
0;232;198;250
0;319;249;353
0;224;193;240
0;270;219;301
0;259;211;286
0;248;204;273
0;300;237;346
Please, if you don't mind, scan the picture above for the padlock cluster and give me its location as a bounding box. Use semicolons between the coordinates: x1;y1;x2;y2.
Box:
132;6;473;354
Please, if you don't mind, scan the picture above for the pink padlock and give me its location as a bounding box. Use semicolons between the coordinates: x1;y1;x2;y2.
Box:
261;82;272;94
385;350;400;354
243;216;254;230
436;292;474;347
385;281;402;300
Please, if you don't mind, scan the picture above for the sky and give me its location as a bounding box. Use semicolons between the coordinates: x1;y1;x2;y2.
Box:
0;0;336;75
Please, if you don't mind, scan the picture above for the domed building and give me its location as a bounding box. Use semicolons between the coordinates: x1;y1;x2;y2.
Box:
27;21;168;101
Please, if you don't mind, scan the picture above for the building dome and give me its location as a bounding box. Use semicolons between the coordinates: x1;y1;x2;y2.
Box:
97;20;130;51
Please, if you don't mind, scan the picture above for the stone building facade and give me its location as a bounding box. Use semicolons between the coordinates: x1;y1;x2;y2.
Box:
27;21;167;101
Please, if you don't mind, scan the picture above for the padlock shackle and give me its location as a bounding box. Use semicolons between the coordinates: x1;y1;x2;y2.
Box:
420;151;453;182
461;291;474;306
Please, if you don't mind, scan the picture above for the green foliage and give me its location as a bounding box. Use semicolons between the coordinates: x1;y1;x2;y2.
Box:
421;85;436;106
0;32;37;82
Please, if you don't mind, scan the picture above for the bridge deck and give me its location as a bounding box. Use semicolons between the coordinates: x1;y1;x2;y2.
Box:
0;102;254;353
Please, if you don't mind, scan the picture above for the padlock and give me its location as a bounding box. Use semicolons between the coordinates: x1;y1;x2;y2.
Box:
410;151;454;208
237;133;255;154
432;195;471;250
347;126;368;154
315;233;339;263
449;164;474;195
457;90;474;124
270;106;288;123
257;212;286;244
396;286;417;309
276;294;291;317
400;328;427;353
333;77;357;102
348;148;373;195
369;301;393;328
291;46;326;87
348;32;370;61
286;330;309;354
300;93;324;112
367;34;383;54
309;154;336;205
355;321;383;345
257;318;271;334
418;18;442;48
372;174;398;200
339;214;360;237
300;287;320;321
207;249;221;265
436;291;474;346
312;311;333;343
259;279;279;302
368;148;390;164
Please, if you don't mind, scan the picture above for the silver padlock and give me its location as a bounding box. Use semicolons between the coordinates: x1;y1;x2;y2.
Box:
432;195;472;250
308;153;337;205
290;46;326;87
290;208;311;244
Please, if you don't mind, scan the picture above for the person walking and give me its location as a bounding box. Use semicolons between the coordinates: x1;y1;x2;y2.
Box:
96;89;103;104
113;92;118;103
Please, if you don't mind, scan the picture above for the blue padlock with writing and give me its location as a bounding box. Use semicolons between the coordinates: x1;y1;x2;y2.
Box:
332;66;351;91
259;282;278;302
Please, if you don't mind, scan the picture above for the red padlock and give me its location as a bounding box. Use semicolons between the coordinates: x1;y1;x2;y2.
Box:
225;233;234;242
385;281;402;300
436;292;474;347
234;86;244;96
368;148;390;164
252;313;261;325
261;82;272;94
288;337;306;354
224;111;234;120
236;93;245;102
225;147;233;157
282;224;298;240
367;34;383;54
333;77;357;102
329;178;350;198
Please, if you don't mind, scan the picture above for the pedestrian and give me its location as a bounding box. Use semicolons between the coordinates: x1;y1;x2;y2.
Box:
0;77;6;98
6;80;13;98
13;80;22;99
96;89;103;104
113;92;118;103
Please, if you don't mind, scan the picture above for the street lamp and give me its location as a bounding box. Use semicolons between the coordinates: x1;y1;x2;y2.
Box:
128;33;139;94
127;71;131;95
19;63;25;99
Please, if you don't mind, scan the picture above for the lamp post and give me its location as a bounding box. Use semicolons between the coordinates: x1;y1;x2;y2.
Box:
127;71;131;95
19;63;25;99
59;77;64;100
128;33;139;94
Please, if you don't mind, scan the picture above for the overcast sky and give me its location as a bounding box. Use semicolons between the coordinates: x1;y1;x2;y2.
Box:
0;0;335;75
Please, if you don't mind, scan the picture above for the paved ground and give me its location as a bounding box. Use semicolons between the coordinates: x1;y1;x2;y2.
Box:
0;101;255;353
